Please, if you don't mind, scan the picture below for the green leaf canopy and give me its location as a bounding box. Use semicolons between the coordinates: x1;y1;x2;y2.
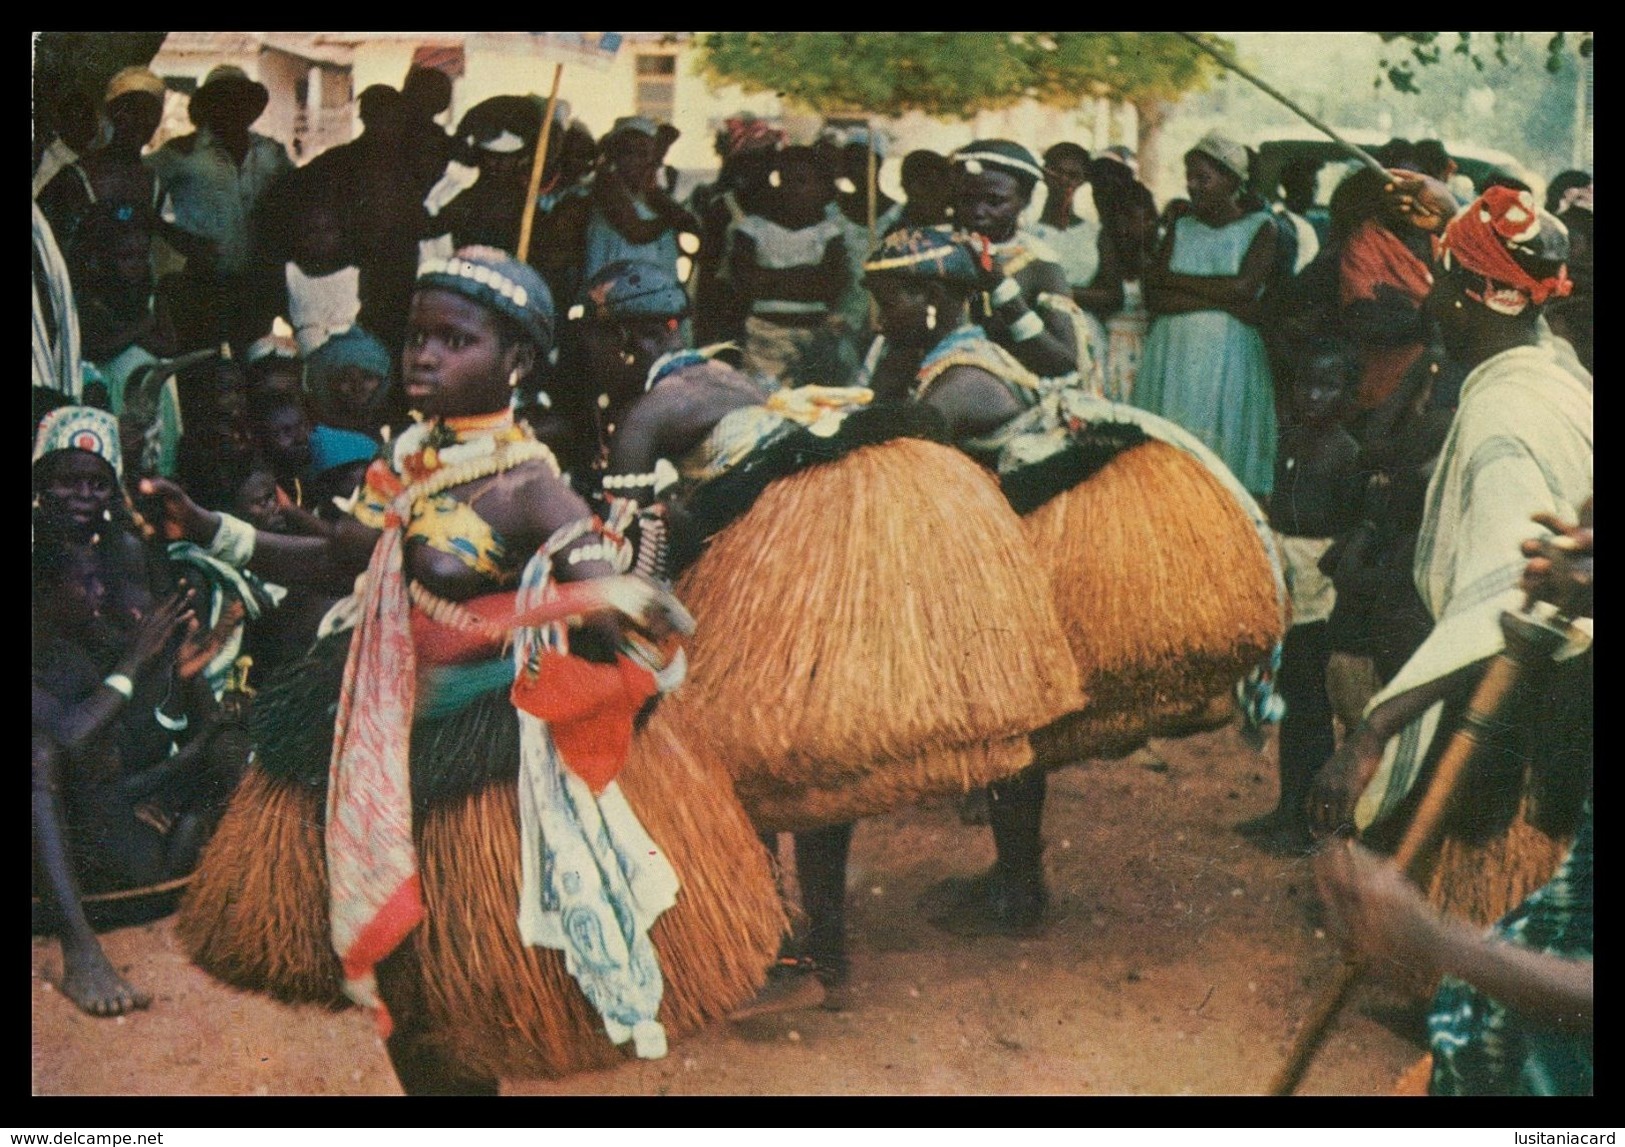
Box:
695;32;1228;117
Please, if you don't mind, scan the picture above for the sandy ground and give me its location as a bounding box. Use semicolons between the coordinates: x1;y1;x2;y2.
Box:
31;724;1426;1099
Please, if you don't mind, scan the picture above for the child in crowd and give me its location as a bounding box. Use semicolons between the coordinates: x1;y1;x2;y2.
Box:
1240;336;1365;854
283;194;362;357
726;145;849;388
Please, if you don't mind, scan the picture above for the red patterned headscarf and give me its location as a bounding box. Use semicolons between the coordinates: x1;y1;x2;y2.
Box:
1440;186;1572;316
720;116;785;159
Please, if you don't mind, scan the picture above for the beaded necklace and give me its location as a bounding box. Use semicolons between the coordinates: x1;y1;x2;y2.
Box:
387;414;559;526
918;323;993;375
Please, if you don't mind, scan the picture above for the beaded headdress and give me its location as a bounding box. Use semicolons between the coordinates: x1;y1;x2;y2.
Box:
33;405;123;480
862;226;990;288
416;246;556;350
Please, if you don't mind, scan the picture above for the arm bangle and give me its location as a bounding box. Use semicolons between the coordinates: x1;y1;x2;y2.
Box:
207;513;257;566
154;707;189;732
1009;311;1046;342
103;673;135;701
990;276;1023;306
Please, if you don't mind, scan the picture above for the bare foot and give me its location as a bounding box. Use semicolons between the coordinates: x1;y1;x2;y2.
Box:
60;946;151;1017
729;963;827;1021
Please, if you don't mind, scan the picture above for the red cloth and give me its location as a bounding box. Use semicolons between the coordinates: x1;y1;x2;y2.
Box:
1442;185;1572;308
410;590;518;666
326;526;425;1035
1340;220;1433;410
511;651;658;793
1339;219;1433;307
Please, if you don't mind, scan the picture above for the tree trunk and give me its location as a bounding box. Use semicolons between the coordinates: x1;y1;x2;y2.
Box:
1134;97;1171;204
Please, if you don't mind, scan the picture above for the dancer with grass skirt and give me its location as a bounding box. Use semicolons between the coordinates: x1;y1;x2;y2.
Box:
863;227;1285;937
153;247;785;1094
579;258;1084;1007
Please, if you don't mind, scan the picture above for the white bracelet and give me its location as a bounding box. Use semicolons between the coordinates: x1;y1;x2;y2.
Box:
990;276;1022;306
602;472;658;491
103;673;135;700
208;513;257;566
1010;311;1046;342
154;707;189;732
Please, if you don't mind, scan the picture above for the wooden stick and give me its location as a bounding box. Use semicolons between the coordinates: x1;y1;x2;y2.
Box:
1267;608;1573;1095
1175;32;1388;177
866;122;880;329
516;63;564;263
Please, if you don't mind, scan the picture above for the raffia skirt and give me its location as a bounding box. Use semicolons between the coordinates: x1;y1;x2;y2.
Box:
176;626;787;1082
662;436;1086;833
1020;439;1284;767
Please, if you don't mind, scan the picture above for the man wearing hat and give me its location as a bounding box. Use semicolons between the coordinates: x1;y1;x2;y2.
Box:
1310;181;1592;848
950;139;1087;380
146;65;293;347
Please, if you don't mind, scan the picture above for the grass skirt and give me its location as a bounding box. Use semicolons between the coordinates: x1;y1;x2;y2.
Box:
1021;439;1282;767
665;437;1085;832
177;631;786;1079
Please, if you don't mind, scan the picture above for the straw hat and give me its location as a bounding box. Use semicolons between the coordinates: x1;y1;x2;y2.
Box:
104;66;165;106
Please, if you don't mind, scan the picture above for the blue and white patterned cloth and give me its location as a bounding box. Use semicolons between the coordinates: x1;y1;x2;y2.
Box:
1428;799;1592;1095
511;549;680;1058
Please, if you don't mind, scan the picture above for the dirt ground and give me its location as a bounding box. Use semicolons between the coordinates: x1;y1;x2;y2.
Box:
31;724;1426;1098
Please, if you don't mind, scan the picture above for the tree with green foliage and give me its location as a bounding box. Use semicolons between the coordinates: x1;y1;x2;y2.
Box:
694;32;1229;182
1374;32;1592;93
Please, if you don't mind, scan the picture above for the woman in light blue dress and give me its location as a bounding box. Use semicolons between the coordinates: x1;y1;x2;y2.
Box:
1135;132;1279;496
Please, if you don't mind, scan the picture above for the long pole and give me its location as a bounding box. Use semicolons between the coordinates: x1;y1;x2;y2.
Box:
866;121;879;329
1267;608;1573;1095
1175;32;1388;178
517;63;565;263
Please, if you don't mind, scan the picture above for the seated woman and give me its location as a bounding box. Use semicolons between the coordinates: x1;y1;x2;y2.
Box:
302;326;400;519
31;407;245;1018
862;227;1285;935
150;246;786;1096
581;259;1084;1005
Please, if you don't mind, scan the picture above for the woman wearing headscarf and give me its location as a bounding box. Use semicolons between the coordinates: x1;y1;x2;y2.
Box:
37;66;169;254
689;114;785;346
1134;130;1279;499
862;227;1284;935
32;406;250;1017
156;247;785;1094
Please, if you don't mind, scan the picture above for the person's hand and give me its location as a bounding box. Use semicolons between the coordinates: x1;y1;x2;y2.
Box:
1313;837;1448;978
1521;509;1593;616
176;599;246;681
606;575;695;645
125;592;197;672
1383;168;1458;233
1308;722;1386;837
138;477;216;544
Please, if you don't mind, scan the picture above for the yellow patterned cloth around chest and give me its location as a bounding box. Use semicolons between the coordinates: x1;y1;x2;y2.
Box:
675;387;873;486
403;491;517;587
